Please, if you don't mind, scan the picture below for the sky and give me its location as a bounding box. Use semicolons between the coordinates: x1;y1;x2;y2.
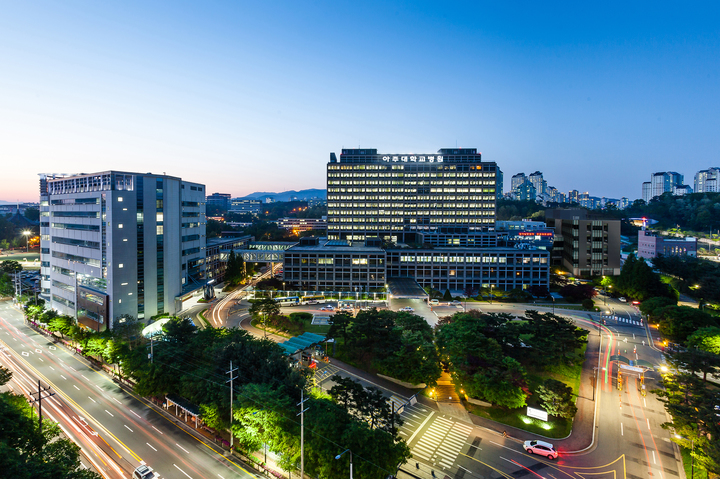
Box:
1;1;719;202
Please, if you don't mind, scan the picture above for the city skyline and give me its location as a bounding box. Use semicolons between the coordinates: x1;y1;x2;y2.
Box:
2;2;719;202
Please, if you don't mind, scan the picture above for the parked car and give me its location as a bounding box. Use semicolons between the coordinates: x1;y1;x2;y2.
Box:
319;305;334;311
399;306;414;312
523;440;558;459
133;466;155;479
429;299;440;305
619;297;627;302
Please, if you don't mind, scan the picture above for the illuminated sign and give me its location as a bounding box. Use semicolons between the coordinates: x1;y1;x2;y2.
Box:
518;231;553;237
382;155;443;163
527;407;548;421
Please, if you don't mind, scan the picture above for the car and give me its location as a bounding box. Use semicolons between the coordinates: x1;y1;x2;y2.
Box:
319;305;334;311
429;299;440;305
452;300;462;305
133;465;155;479
523;440;558;459
619;297;627;302
399;306;414;312
306;300;319;305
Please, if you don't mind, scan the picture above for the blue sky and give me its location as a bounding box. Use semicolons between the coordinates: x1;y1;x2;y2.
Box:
1;1;718;201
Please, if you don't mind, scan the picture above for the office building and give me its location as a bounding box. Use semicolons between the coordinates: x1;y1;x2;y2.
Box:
495;220;554;250
694;168;720;193
277;217;327;233
206;193;232;211
637;230;697;260
327;148;498;243
286;147;551;295
229;199;262;215
546;208;621;277
205;235;253;282
39;172;206;331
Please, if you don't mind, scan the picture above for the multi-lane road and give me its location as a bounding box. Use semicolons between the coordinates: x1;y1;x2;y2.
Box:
1;288;684;479
0;300;258;479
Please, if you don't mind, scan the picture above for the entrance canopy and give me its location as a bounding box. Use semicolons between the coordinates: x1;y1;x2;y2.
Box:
277;332;327;355
387;277;428;299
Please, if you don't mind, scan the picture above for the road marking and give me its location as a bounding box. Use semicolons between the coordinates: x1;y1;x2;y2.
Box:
124;424;133;432
152;425;164;434
218;475;225;479
73;385;80;390
458;465;472;473
176;443;190;454
130;410;141;418
38;357;44;362
146;442;157;451
112;397;122;404
621;423;624;436
173;464;193;478
647;418;651;430
82;374;89;380
88;397;96;403
105;410;114;417
406;411;434;444
644;398;647;408
49;366;54;370
652;450;656;464
60;375;67;380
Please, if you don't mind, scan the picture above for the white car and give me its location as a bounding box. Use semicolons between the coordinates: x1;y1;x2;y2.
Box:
319;306;335;311
523;440;558;459
399;306;414;312
619;297;627;303
429;299;440;306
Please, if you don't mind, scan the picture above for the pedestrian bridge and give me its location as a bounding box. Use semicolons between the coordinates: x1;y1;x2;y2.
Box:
239;241;297;262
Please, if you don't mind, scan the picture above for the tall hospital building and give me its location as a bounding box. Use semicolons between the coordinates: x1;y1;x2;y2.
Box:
39;172;206;331
284;148;550;294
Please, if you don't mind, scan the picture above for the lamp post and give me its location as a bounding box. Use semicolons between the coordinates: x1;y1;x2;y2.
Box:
551;295;555;314
335;449;353;479
22;230;31;252
490;284;494;305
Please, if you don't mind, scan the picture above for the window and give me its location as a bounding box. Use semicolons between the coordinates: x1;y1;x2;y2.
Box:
118;197;123;202
119;264;124;268
118;224;123;229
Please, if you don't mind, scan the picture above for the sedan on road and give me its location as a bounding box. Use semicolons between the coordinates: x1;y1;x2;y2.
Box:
399;306;415;312
523;440;558;459
319;305;335;311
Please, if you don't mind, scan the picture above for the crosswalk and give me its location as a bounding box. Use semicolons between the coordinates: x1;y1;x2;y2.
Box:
616;317;642;326
409;415;473;469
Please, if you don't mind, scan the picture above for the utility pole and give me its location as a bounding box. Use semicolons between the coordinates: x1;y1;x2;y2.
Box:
297;389;309;479
226;361;238;451
30;380;55;432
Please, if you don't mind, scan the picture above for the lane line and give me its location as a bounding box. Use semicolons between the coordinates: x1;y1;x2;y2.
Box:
174;464;193;479
124;425;133;432
146;443;157;451
176;443;190;454
152;426;164;434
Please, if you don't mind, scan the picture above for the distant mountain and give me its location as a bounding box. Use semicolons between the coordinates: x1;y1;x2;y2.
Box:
241;189;326;202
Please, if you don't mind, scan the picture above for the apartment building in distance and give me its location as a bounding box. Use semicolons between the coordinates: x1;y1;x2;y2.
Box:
694;168;720;193
39;172;206;331
546;208;621;277
642;171;685;203
284;148;550;294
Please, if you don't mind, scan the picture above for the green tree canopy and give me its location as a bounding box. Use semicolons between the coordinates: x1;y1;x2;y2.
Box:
535;378;577;419
687;326;720;355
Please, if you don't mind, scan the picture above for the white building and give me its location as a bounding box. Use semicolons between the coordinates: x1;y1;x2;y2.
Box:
694;168;720;193
39;172;206;330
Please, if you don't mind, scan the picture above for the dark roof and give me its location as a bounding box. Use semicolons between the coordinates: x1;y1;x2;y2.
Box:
7;211;38;228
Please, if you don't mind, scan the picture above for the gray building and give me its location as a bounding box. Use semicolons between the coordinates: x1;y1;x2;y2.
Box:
546;208;621;277
643;172;684;202
694;168;720;193
39;172;206;330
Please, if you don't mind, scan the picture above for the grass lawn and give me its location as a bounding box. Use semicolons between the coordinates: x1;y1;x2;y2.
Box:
198;309;211;328
680;447;709;479
249;317;331;338
461;343;587;439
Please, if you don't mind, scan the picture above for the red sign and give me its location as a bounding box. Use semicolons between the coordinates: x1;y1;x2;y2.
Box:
518;231;553;237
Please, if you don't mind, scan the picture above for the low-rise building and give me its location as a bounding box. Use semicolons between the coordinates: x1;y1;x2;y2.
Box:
205;235;254;282
277;217;327;233
229;199;262;215
637;229;697;260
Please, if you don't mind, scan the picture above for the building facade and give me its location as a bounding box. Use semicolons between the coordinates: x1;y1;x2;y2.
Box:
205;235;253;282
326;148;498;243
277;217;328;233
643;172;684;202
546;208;621;277
637;230;697;260
229;199;262;215
694;168;720;193
39;172;206;330
206;193;231;211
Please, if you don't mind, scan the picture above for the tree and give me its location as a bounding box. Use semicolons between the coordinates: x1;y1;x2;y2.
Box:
524;311;588;365
0;364;11;386
327;311;352;345
0;272;14;296
687;326;720;355
0;260;22;274
377;330;442;386
112;314;144;349
560;284;596;301
443;288;453;301
0;390;101;479
656;306;718;343
639;296;677;321
535;379;577;418
248;298;281;331
581;298;595;310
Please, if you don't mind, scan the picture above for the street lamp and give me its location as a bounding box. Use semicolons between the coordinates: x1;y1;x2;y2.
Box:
22;230;31;252
335;449;353;479
551;295;555;314
490;284;494;305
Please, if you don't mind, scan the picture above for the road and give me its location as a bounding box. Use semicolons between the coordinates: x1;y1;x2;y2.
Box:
0;300;258;479
190;282;685;479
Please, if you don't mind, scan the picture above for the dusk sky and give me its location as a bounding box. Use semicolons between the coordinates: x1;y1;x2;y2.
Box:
1;1;718;202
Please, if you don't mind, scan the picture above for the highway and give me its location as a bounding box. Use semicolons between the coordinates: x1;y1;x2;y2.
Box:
0;300;258;479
